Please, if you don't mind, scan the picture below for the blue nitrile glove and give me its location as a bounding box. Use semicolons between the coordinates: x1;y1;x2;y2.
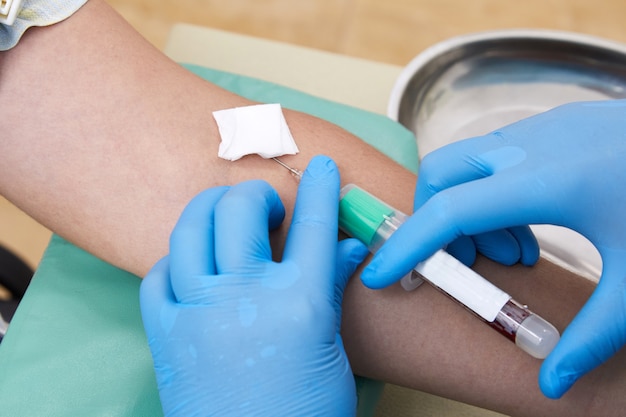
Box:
140;155;369;417
361;99;626;398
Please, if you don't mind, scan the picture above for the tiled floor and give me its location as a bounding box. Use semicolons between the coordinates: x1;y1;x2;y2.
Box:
2;0;626;271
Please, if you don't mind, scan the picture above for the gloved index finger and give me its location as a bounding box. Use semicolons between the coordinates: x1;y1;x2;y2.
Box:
169;187;230;277
283;155;340;284
415;133;527;209
414;136;498;207
169;187;229;301
214;180;285;274
362;171;553;288
140;256;176;335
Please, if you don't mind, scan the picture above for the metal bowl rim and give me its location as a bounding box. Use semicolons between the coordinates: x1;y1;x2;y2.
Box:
387;29;626;120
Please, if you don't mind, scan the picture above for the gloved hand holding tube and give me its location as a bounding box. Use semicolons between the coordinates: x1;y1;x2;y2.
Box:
361;99;626;399
140;156;368;416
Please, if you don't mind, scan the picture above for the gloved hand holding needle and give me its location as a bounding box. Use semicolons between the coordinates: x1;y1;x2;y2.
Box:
361;99;626;399
140;156;368;417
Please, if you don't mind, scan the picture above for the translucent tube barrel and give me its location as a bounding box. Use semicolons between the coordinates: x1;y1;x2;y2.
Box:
338;184;560;359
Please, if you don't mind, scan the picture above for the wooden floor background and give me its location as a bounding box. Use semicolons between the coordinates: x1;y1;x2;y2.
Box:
2;0;626;273
109;0;626;66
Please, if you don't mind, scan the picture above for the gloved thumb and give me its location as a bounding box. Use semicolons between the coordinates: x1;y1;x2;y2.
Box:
539;253;626;398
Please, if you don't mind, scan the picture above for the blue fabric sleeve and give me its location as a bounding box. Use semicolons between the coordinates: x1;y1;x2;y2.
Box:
1;0;88;51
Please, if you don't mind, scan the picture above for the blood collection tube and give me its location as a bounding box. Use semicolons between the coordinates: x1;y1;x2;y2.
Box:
338;183;560;359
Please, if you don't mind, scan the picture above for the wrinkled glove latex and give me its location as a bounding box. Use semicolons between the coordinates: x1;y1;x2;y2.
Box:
361;100;626;398
141;155;368;416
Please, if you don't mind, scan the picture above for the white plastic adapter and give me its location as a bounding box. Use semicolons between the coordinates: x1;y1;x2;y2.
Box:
0;0;23;25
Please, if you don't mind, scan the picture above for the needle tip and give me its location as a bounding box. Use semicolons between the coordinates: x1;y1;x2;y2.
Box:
272;157;303;178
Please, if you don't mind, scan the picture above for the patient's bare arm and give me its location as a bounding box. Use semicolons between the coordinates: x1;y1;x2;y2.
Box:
0;1;622;416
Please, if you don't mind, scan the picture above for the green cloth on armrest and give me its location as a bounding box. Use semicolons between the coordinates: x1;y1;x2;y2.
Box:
0;236;162;416
0;65;417;416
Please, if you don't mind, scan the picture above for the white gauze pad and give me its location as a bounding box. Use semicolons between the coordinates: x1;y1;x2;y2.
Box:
212;103;299;161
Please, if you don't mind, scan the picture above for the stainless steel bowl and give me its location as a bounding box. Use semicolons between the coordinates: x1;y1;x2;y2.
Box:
387;29;626;280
